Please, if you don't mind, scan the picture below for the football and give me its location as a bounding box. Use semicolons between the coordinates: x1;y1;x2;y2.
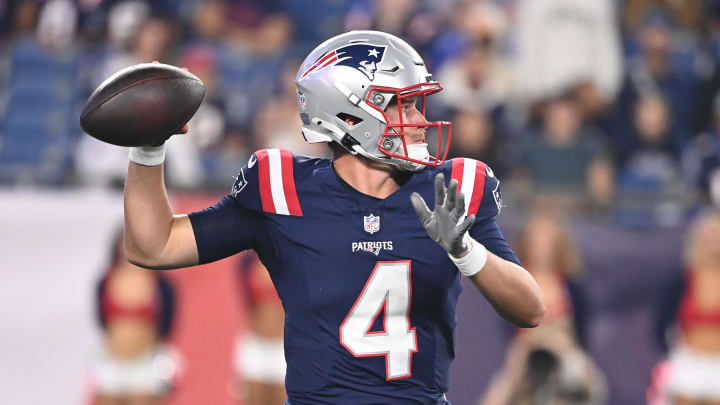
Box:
80;63;205;147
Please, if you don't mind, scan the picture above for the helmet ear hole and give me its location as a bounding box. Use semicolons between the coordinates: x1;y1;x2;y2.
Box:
385;96;398;112
337;113;363;126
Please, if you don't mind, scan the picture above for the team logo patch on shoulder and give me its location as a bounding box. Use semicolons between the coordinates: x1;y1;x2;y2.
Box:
363;214;380;234
231;169;248;197
300;44;387;81
492;181;502;214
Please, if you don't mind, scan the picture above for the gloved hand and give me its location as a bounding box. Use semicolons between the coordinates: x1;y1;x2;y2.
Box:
410;173;476;257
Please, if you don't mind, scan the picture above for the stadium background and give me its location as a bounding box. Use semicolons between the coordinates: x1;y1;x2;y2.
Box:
0;0;718;404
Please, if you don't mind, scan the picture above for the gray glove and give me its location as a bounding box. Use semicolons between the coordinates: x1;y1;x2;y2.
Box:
410;173;476;256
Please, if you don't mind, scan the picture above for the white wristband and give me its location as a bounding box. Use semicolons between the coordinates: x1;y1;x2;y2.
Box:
129;144;166;166
449;234;488;277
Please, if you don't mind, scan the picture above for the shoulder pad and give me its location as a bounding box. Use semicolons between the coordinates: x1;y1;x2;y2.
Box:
445;158;502;220
230;149;304;216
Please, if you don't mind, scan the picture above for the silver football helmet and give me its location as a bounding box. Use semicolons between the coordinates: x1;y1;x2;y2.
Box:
295;30;451;171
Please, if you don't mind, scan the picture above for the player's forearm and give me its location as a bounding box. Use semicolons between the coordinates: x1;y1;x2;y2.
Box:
469;253;545;328
123;162;183;268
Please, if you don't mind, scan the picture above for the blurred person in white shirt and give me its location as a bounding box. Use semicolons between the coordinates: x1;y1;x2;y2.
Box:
513;0;622;117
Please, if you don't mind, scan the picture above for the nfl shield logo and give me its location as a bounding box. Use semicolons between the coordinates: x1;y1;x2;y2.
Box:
363;214;380;234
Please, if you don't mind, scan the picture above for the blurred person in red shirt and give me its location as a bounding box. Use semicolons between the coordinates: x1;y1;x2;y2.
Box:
233;252;286;405
87;231;180;405
653;210;720;405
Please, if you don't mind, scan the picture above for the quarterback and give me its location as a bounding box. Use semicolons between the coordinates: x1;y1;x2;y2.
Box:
123;31;544;404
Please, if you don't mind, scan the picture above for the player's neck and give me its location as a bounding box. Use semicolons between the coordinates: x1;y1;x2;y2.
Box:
332;149;402;199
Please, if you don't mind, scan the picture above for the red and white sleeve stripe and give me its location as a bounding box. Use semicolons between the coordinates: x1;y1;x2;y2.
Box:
449;158;487;217
255;149;303;216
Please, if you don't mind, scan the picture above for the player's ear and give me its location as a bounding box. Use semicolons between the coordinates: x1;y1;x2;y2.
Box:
385;96;398;112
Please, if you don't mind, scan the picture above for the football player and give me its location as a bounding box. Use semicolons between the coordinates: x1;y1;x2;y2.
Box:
123;31;544;404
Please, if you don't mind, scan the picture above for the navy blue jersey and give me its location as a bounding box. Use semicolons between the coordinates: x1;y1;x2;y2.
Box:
189;149;519;404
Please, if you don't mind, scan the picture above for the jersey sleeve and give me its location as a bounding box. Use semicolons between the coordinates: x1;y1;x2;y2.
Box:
232;149;304;216
446;158;519;264
188;196;267;264
188;149;306;264
447;158;502;220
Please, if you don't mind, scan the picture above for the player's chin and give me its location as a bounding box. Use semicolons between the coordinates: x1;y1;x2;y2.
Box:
406;133;426;144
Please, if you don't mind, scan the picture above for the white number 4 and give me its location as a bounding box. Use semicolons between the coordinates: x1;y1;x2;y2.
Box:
340;260;418;380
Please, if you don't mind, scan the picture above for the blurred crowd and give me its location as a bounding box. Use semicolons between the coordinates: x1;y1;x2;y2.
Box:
0;0;719;227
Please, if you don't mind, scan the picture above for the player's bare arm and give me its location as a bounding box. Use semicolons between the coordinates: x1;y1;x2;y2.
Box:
467;250;545;328
412;173;545;328
124;157;199;270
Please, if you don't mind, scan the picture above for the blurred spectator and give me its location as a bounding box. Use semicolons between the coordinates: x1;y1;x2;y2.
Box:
652;209;720;405
171;1;299;190
2;0;38;40
95;5;170;85
513;0;622;116
253;59;328;157
345;0;417;36
436;41;513;117
615;94;689;227
618;95;679;182
514;208;589;346
480;328;608;405
203;0;291;137
611;8;699;160
185;0;226;45
165;45;226;189
36;0;77;51
623;0;703;33
435;38;515;176
689;6;720;136
87;230;180;405
200;125;253;191
428;0;510;71
446;108;512;179
683;94;720;207
232;252;286;405
344;0;443;62
480;208;607;405
512;94;614;211
277;0;349;57
222;0;292;57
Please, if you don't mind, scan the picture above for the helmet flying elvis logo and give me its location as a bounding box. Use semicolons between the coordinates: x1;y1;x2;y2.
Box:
300;44;387;81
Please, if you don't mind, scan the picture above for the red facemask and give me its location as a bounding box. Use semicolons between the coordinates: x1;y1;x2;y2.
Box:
365;82;452;168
